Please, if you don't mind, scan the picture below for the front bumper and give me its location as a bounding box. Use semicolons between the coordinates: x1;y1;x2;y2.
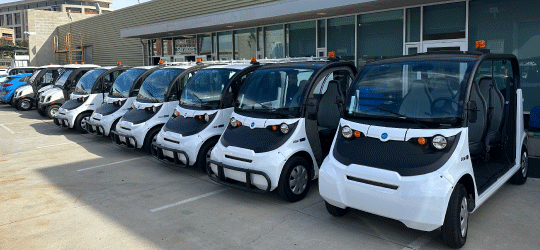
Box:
207;142;286;192
110;120;145;149
319;156;452;231
53;108;76;129
151;130;204;167
87;113;116;137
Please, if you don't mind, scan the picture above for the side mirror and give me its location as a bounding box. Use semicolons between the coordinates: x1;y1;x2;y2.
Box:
306;98;318;119
222;92;234;107
468;101;478;123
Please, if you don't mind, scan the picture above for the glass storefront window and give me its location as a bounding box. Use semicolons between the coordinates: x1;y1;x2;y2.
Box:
357;10;403;67
197;34;212;59
423;2;466;40
257;27;263;52
287;21;316;57
163;38;173;56
175;36;197;55
265;25;284;59
469;0;540;112
317;19;326;48
234;28;257;60
218;31;233;60
155;39;162;57
406;7;420;43
328;16;355;61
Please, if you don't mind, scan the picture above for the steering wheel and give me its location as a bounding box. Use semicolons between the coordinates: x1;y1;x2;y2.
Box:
431;97;459;116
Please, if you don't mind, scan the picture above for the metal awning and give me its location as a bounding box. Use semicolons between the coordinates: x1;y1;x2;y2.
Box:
120;0;445;39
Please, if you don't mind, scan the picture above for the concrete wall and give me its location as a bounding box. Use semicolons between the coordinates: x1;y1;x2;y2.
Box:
56;0;283;67
26;9;87;66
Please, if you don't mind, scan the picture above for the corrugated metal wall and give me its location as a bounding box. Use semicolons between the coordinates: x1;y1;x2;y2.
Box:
56;0;282;67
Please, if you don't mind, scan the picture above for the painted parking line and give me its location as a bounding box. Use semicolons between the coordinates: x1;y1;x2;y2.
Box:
36;140;93;149
401;234;432;250
77;157;144;172
150;189;226;212
0;124;14;134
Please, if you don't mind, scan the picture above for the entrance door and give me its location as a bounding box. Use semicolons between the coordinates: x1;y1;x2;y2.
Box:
421;40;468;53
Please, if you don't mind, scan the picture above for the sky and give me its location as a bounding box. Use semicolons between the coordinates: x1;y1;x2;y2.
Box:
0;0;152;10
111;0;152;10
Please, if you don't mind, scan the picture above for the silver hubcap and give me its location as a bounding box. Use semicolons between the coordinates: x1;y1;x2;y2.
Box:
21;101;30;109
460;197;468;237
289;165;308;195
81;117;89;130
521;152;528;178
50;108;58;117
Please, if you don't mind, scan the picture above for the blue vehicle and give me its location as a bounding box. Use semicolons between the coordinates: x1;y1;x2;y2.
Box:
0;73;32;106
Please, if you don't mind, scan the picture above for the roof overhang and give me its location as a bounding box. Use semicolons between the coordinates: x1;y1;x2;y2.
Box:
120;0;447;39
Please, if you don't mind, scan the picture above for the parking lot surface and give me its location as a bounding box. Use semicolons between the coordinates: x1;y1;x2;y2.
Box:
1;104;539;250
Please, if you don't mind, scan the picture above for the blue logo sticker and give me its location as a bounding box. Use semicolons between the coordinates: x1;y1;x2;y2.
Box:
381;133;388;140
251;122;255;128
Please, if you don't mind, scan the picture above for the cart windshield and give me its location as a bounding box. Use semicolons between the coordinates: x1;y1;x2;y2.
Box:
109;68;147;98
27;70;42;85
236;67;316;118
137;68;184;103
346;60;474;124
73;69;106;95
54;69;73;87
179;69;238;110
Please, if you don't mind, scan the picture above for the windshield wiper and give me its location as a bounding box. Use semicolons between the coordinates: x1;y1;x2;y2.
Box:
244;99;271;110
188;92;214;109
363;105;429;129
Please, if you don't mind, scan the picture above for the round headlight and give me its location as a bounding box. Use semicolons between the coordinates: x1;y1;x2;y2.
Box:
230;117;238;127
280;123;289;134
342;126;353;138
173;109;180;117
46;96;51;102
432;135;447;150
131;103;136;109
204;113;210;122
152;105;159;113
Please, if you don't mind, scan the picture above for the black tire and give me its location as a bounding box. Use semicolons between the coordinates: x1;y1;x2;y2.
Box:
441;183;468;249
278;156;311;202
10;98;17;107
196;138;218;173
45;105;60;119
37;107;46;117
144;126;162;153
108;118;121;138
53;118;61;126
74;112;91;134
325;201;349;217
510;150;528;185
17;98;32;111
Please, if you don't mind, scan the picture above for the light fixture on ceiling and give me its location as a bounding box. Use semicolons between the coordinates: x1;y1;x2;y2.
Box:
226;25;234;28
317;12;326;15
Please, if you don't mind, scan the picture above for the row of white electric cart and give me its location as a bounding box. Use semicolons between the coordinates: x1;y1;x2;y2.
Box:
8;46;530;248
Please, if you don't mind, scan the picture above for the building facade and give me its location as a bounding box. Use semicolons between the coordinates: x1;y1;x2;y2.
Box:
0;0;113;41
56;0;540;113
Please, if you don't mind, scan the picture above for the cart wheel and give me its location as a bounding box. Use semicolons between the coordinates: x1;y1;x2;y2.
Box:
144;126;162;153
441;183;468;248
278;156;311;202
74;113;91;134
10;98;17;107
197;138;218;173
17;98;32;111
46;105;60;119
37;108;46;117
325;201;349;217
510;150;528;185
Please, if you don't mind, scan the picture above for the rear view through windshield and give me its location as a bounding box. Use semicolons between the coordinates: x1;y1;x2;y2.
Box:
73;69;107;95
137;68;184;103
110;68;147;98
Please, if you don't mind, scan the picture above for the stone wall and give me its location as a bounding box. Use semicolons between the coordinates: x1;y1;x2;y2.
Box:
26;10;88;66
